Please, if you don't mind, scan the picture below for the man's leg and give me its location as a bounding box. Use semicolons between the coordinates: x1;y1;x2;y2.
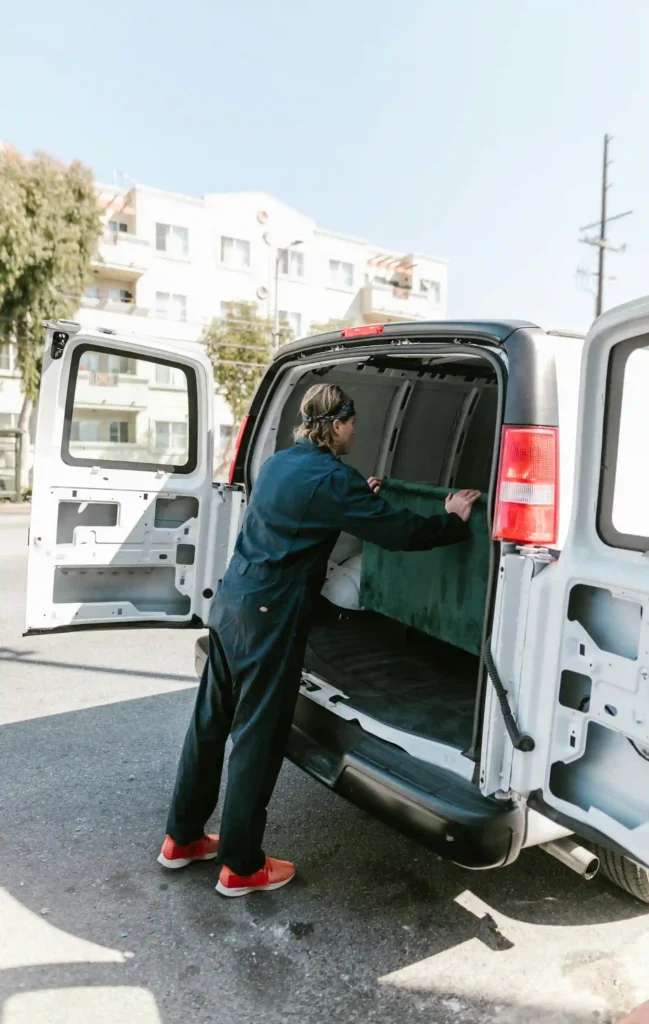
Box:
165;629;234;844
217;616;307;877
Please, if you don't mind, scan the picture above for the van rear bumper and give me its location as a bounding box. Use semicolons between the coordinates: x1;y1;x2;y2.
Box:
194;635;524;869
289;694;524;870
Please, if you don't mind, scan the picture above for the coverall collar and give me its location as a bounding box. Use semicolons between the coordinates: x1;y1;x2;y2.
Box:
295;438;339;458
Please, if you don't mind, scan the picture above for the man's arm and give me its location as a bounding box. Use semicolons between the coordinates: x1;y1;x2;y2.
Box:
329;467;479;552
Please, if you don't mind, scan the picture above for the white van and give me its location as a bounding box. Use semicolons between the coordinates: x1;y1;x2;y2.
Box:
25;298;649;902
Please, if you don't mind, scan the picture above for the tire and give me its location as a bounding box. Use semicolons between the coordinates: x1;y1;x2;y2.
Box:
593;844;649;903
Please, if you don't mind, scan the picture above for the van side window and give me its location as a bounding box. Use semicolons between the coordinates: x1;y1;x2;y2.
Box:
599;335;649;549
62;345;198;475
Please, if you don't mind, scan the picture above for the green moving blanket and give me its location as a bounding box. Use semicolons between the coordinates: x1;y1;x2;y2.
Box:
359;480;490;656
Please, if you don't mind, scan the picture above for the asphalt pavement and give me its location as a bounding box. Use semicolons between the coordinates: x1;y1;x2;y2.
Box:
2;513;649;1024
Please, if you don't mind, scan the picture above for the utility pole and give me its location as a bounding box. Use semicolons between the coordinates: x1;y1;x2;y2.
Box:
579;135;632;318
596;134;609;317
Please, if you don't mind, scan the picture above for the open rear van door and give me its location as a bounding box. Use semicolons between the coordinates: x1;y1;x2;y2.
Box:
25;321;243;635
500;297;649;866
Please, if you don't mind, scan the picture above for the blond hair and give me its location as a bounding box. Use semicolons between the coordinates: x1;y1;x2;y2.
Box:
294;383;350;452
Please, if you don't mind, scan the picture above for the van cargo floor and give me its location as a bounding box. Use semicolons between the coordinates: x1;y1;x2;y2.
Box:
305;609;478;749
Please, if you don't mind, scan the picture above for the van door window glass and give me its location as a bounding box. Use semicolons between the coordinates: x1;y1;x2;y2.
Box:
64;347;196;472
600;338;649;548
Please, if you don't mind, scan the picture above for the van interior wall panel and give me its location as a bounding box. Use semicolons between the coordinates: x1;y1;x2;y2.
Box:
274;360;497;488
56;501;119;544
360;481;490;656
276;369;401;478
454;384;498;492
389;384;468;482
52;566;190;615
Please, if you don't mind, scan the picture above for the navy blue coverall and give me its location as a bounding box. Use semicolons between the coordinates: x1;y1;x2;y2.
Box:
166;438;469;876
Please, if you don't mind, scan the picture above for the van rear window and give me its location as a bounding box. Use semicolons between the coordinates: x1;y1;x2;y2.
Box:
599;335;649;550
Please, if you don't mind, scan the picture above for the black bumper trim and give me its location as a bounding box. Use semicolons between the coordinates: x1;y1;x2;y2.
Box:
288;694;524;870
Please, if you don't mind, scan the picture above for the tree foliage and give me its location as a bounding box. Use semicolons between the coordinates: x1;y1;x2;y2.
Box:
309;317;349;335
203;300;289;426
0;146;102;401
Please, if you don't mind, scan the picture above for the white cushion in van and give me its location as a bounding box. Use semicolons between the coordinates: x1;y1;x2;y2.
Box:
321;555;363;611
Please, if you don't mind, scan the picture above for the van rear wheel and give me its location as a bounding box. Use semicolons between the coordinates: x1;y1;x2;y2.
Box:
593;845;649;903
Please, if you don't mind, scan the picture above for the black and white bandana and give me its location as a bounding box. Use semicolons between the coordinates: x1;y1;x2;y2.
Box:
301;399;355;426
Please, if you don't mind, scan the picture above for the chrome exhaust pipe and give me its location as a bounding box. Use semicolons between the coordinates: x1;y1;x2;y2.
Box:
540;838;599;880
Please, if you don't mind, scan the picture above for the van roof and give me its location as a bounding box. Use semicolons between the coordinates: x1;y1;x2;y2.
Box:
276;319;539;362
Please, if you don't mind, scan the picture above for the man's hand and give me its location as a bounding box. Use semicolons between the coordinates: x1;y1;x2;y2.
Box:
445;489;481;522
367;476;383;495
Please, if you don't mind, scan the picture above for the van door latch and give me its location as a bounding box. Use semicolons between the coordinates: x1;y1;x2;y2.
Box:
50;331;69;359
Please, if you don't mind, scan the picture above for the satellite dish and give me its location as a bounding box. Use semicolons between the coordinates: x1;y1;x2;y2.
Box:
257;210;269;224
257;286;268;300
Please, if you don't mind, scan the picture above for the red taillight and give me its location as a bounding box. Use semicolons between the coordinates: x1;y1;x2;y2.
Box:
493;426;559;546
228;415;249;485
340;323;385;339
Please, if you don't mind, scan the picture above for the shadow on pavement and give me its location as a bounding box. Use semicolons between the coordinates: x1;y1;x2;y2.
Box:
2;688;647;1024
0;646;197;684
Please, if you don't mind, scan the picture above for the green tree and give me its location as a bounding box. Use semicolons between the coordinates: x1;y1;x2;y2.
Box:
0;145;102;483
309;317;349;335
203;301;290;476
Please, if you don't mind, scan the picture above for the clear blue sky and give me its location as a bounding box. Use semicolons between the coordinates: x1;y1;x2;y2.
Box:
1;0;647;327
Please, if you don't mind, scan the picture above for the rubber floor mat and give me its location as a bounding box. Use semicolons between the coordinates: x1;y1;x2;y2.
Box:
305;607;478;749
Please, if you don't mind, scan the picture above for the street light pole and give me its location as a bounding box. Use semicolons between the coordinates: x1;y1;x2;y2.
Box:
273;239;302;351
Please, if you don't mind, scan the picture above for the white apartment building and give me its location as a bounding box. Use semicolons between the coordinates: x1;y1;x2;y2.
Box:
0;182;448;487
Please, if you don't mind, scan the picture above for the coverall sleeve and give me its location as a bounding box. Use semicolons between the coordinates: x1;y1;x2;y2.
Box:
329;465;469;552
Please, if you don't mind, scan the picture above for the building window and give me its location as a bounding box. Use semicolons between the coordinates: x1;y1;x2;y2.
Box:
329;259;354;289
108;287;133;305
155;363;184;387
220;236;250;269
278;249;304;277
108;220;129;234
78;352;136;375
155;223;189;258
279;311;302;338
70;420;101;443
0;344;13;371
84;284;101;302
155;421;188;452
110;355;136;375
109;421;130;443
156;292;187;322
420;279;441;302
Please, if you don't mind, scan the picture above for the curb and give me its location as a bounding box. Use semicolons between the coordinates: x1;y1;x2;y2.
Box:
0;503;31;517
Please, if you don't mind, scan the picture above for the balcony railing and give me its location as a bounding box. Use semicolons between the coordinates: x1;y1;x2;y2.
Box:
101;229;149;247
93;231;151;278
80;295;150;317
87;371;119;387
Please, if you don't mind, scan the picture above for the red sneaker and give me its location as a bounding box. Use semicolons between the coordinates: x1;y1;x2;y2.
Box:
216;856;296;897
157;833;219;869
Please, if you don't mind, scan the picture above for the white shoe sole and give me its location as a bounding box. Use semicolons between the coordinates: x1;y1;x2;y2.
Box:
215;872;295;897
157;850;219;870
